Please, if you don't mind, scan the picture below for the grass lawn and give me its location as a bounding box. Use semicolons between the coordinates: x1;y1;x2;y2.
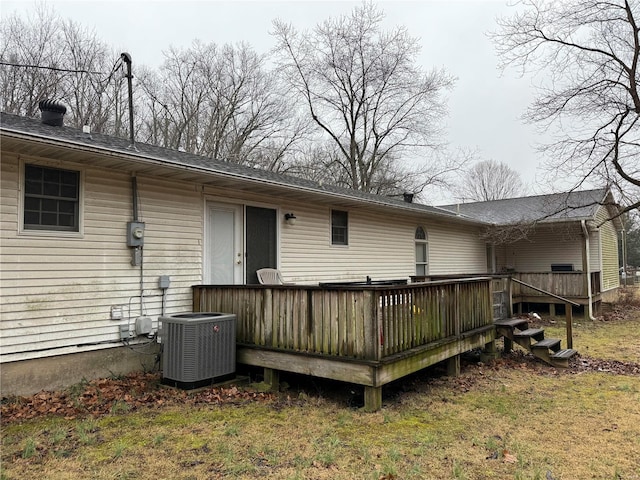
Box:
2;292;640;480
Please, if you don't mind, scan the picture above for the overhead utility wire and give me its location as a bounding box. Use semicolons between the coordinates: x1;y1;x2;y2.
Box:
0;61;101;75
1;57;128;99
94;56;125;96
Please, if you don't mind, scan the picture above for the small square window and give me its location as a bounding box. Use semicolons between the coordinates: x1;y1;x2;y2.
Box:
331;210;348;245
24;164;80;232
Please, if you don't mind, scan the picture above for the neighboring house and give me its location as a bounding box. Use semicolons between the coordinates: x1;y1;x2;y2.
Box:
439;189;623;316
0;110;489;395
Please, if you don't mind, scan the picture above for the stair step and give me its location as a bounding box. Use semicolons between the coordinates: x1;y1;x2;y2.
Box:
551;349;578;360
494;318;529;328
549;348;578;368
513;328;545;339
532;338;561;351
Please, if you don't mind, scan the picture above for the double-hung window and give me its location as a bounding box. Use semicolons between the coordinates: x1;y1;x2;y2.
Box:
23;164;80;232
331;210;348;246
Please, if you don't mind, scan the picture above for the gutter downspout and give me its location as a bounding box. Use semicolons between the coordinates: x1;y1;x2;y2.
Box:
581;220;597;320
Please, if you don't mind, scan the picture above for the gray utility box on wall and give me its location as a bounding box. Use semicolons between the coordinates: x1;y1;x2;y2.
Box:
160;312;236;389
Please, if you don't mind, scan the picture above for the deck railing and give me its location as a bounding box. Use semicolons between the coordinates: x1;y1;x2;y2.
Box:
511;271;601;298
192;277;493;362
413;271;601;299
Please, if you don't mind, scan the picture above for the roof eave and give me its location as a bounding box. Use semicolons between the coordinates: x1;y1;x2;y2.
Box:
0;126;488;226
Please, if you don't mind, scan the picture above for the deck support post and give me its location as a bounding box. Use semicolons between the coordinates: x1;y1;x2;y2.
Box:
565;303;573;349
263;368;280;392
364;386;382;412
503;337;513;353
446;354;461;377
481;340;499;362
549;303;556;316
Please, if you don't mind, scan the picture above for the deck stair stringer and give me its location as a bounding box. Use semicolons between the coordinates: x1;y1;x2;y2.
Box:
494;317;577;368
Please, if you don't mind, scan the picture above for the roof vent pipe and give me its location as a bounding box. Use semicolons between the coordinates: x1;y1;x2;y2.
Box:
121;52;135;148
403;192;414;203
39;99;67;127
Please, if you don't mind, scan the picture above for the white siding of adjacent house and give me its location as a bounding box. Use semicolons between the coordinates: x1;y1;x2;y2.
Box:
595;206;620;292
496;224;584;272
1;153;203;362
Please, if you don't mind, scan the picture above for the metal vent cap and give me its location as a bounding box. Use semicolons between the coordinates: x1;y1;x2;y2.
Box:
38;99;67;126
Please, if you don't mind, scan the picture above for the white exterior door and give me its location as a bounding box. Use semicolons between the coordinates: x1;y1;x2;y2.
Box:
205;203;243;284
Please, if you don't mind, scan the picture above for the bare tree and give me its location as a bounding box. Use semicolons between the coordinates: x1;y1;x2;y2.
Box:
456;159;524;202
271;2;456;195
0;4;122;132
137;41;307;169
0;5;65;117
492;0;640;216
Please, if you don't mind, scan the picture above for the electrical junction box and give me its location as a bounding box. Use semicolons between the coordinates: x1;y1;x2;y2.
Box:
126;221;145;247
110;305;123;320
135;316;153;336
158;275;171;289
119;323;132;340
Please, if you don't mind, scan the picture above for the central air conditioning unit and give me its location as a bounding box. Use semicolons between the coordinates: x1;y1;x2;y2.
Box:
160;312;236;389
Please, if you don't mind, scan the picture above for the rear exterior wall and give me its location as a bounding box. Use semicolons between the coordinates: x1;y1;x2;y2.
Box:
1;149;488;392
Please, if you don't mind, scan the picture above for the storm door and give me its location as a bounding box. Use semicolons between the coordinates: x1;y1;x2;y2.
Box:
205;203;244;284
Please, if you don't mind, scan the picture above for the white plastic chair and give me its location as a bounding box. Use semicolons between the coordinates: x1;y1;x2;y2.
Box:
256;268;287;285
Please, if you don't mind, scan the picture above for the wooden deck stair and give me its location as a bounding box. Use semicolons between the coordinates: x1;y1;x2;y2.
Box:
495;318;578;368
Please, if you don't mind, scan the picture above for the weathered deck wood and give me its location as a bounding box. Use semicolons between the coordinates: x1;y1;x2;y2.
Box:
494;318;529;328
531;338;561;351
193;278;495;410
514;328;545;339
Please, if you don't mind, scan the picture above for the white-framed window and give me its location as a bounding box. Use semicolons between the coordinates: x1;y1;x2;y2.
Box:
22;163;81;233
331;210;348;246
415;226;428;276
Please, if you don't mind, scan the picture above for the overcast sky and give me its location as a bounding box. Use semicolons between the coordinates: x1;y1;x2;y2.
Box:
3;0;554;202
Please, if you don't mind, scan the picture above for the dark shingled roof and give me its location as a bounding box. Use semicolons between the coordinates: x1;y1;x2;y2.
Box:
439;189;611;225
0;111;480;223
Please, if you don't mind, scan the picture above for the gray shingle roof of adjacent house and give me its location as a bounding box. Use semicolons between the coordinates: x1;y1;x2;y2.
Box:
439;189;612;225
0;111;480;224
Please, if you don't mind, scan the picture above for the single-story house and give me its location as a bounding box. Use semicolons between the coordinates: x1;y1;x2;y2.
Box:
0;107;622;402
1;109;492;398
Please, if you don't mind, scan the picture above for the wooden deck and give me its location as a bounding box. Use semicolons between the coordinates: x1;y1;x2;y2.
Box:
192;278;495;410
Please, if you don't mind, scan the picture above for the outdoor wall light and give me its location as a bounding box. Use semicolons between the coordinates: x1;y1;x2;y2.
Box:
284;213;297;226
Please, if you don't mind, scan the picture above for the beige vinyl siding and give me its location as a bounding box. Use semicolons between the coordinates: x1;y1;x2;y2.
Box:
1;154;202;362
595;206;620;291
279;206;414;283
499;224;584;272
279;207;487;283
428;222;487;274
